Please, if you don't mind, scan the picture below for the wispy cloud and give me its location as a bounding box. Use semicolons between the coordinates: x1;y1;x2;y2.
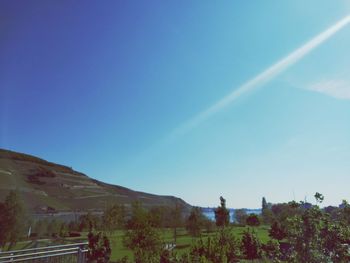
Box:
165;14;350;141
307;79;350;100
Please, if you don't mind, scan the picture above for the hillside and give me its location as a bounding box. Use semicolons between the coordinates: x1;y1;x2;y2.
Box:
0;149;190;213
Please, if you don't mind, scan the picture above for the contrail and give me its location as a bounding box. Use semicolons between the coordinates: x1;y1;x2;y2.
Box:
166;14;350;141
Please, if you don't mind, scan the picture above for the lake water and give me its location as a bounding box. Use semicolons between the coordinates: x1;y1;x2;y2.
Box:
202;208;261;222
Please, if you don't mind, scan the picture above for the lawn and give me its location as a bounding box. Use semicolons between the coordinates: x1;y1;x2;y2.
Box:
4;225;270;262
107;225;270;261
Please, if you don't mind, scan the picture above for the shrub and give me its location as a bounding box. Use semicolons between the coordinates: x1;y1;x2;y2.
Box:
241;229;261;260
246;214;260;227
87;232;111;263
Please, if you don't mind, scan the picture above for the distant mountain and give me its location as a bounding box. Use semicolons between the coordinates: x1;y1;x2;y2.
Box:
0;149;190;213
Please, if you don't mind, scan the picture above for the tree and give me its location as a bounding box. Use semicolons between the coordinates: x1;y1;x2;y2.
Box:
87;231;111;263
0;202;7;247
189;228;240;262
68;220;79;232
80;212;100;232
170;202;183;243
246;214;260;227
261;197;273;224
241;229;261;260
47;219;61;237
0;191;24;249
147;206;166;228
123;202;161;262
203;217;214;234
269;221;286;241
214;196;229;227
103;204;125;233
33;219;49;238
234;209;248;225
314;192;324;205
186;207;205;237
262;197;268;211
285;193;350;262
262;239;281;261
59;222;69;237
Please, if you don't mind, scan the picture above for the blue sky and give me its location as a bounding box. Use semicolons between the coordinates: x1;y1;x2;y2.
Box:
1;1;350;208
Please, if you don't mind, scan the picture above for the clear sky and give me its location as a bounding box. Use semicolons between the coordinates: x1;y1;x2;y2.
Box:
1;1;350;208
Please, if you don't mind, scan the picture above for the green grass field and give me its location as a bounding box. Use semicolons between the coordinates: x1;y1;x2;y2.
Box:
107;225;270;261
6;225;270;262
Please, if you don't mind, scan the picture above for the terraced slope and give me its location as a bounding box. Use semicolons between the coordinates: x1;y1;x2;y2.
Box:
0;149;190;213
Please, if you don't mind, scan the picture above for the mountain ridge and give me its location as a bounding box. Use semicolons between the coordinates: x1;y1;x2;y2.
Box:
0;148;191;213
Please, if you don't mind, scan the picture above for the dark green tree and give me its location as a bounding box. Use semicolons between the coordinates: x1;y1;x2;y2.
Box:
80;212;101;232
170;202;183;243
262;239;281;261
190;228;240;262
124;202;162;263
59;222;69;237
0;202;7;247
186;207;205;237
262;197;268;211
234;209;248;225
285;193;350;262
314;192;324;205
103;204;125;233
147;206;166;228
246;214;260;227
269;221;286;241
241;229;261;260
214;196;229;227
87;231;111;263
47;219;61;237
0;191;24;249
261;197;274;224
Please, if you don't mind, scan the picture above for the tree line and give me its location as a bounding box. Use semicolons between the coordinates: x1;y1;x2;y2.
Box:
3;191;350;262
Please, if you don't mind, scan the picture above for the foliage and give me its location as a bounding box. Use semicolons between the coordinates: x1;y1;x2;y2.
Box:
87;231;111;263
271;202;301;227
260;197;275;225
285;198;350;262
262;197;268;211
186;207;206;237
123;202;162;263
103;204;125;233
189;228;240;262
170;202;184;243
47;219;61;237
314;192;324;204
203;218;215;234
240;229;261;260
246;214;260;227
0;191;24;248
214;196;229;228
261;239;281;262
234;209;247;225
80;212;101;231
269;221;286;241
59;222;69;237
148;206;167;228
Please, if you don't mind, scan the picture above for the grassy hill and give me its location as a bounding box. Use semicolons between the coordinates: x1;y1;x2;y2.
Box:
0;149;190;213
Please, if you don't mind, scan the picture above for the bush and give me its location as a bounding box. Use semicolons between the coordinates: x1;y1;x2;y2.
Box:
241;229;261;260
87;232;111;263
246;214;260;227
269;221;286;241
262;239;281;261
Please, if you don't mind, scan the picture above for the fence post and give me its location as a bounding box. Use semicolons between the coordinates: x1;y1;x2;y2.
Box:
77;247;83;263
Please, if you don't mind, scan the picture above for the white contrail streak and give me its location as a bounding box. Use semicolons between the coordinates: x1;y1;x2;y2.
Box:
167;14;350;140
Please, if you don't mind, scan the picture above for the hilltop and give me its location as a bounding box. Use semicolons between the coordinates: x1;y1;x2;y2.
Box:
0;149;190;213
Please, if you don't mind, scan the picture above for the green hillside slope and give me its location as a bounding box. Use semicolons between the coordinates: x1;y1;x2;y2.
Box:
0;149;190;213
